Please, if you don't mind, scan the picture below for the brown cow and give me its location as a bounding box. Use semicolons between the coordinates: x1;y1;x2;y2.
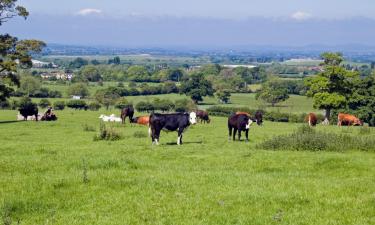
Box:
305;113;318;127
228;114;253;141
196;110;210;123
337;113;363;126
236;111;263;126
121;106;134;124
131;116;150;126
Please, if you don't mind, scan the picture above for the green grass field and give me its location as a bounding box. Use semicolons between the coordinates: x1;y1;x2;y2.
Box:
0;109;374;224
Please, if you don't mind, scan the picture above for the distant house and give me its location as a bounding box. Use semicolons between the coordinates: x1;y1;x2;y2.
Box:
72;96;81;100
40;71;73;80
32;59;58;68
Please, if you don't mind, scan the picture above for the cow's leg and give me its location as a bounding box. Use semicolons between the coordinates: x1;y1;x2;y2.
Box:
238;129;241;141
233;128;237;141
228;126;232;141
245;129;249;142
177;128;184;145
154;129;161;145
35;114;38;121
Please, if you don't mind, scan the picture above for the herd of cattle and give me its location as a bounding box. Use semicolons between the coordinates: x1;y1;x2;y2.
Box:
17;104;364;145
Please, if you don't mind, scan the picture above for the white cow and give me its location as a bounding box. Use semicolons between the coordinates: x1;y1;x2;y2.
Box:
99;114;122;122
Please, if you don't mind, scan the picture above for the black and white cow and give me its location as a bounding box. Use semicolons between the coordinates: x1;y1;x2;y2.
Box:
228;114;253;142
149;112;197;145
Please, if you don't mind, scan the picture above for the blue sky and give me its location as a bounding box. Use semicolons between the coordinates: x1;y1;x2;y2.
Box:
2;0;375;48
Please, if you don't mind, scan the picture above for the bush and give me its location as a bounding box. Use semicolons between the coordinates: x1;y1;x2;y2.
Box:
258;125;375;152
66;100;88;110
135;101;154;112
175;99;197;112
88;102;101;111
94;123;123;141
115;97;132;109
54;101;65;110
153;98;175;112
39;99;51;108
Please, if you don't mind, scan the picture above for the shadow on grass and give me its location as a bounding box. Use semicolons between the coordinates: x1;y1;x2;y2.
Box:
165;141;203;145
0;120;22;124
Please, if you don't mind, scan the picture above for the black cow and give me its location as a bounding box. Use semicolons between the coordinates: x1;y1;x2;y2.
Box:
254;111;263;126
149;112;197;145
19;103;39;121
228;114;253;141
121;106;134;124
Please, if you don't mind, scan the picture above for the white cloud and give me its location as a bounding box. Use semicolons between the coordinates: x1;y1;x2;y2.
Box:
291;11;312;21
77;8;102;16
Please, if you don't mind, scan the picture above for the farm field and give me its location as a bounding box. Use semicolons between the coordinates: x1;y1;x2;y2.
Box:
0;109;374;224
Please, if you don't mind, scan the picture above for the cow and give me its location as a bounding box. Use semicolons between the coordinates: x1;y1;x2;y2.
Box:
195;110;210;124
236;111;263;126
19;104;39;121
121;106;134;124
305;113;318;127
228;114;253;142
337;113;363;126
131;116;150;126
149;112;197;145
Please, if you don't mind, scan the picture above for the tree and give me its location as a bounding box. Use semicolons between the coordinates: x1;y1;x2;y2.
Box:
69;57;88;69
108;56;120;65
79;65;102;82
179;73;214;104
216;90;231;104
67;83;89;98
256;79;289;107
95;89;120;110
0;1;45;101
305;52;358;122
39;99;51;108
127;65;149;81
20;76;41;96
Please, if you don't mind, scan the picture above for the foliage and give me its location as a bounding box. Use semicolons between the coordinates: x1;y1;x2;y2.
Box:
216;90;231;104
53;101;65;110
127;65;150;82
19;76;41;95
174;99;196;112
152;98;175;112
88;102;101;111
18;96;37;114
66;100;87;110
304;52;359;120
256;78;289;106
93;123;123;141
68;57;88;69
94;88;120;110
135;101;154;112
259;125;375;152
67;83;89;98
115;97;132;109
180;73;214;103
38;99;51;108
78;65;102;82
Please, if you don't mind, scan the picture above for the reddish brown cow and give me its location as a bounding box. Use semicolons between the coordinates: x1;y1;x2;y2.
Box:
337;113;363;126
305;113;318;127
132;116;150;126
196;110;210;123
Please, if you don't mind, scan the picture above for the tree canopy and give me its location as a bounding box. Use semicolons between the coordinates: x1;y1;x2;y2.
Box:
256;78;289;107
180;73;214;103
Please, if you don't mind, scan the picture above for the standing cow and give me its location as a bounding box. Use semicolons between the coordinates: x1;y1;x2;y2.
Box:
149;112;197;145
121;106;134;124
228;114;253;142
337;113;363;126
195;110;210;124
305;113;318;127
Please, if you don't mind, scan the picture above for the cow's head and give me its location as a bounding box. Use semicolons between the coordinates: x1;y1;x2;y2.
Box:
353;118;363;126
189;112;197;125
245;118;253;129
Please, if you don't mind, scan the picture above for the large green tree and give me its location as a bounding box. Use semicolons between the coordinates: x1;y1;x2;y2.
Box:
0;0;45;101
305;52;358;123
180;73;214;104
256;78;289;107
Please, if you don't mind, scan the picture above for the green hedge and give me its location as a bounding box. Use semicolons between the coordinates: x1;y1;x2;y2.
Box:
207;106;323;123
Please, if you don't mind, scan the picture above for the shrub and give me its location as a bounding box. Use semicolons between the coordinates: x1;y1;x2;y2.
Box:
88;102;101;111
153;98;175;112
175;99;197;112
39;99;51;108
94;123;123;141
258;125;375;152
135;101;154;112
115;97;132;109
54;101;65;110
0;100;10;109
66;100;87;110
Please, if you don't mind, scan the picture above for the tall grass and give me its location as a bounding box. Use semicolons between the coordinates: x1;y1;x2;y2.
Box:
259;125;375;152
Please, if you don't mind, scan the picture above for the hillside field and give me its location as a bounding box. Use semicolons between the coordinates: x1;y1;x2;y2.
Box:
0;109;374;224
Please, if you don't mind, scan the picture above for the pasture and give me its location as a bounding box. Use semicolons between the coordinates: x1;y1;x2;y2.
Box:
0;109;374;224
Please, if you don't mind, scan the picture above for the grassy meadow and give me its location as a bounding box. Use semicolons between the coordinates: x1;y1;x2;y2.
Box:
0;109;374;224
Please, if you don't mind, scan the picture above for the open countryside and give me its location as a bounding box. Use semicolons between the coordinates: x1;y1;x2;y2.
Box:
1;0;375;224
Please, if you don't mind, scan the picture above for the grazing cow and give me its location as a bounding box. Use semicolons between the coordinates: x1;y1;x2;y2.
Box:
236;111;263;126
121;106;134;124
337;113;363;126
19;105;39;121
131;116;150;126
228;114;253;141
196;110;210;124
149;112;197;145
305;113;318;127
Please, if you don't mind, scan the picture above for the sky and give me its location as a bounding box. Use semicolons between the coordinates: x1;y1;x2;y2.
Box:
2;0;375;48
